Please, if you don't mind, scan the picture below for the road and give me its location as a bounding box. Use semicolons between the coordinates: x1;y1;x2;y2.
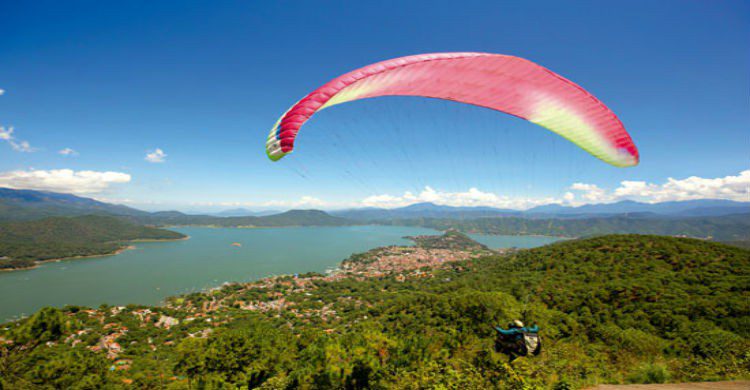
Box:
586;381;749;390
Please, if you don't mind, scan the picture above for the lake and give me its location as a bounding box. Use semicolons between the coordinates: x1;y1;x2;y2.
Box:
0;226;562;322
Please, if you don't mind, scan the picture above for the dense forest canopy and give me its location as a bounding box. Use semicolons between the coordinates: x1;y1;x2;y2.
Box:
1;234;747;388
0;188;147;221
382;214;750;242
0;215;185;269
128;209;352;228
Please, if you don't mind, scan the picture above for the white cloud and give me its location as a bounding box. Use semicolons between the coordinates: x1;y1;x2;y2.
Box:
65;171;747;212
569;183;609;203
357;170;750;210
361;186;563;210
613;170;750;203
0;126;36;152
569;170;750;204
0;89;4;96
260;196;327;209
11;140;35;152
189;196;327;210
145;148;167;163
0;169;131;194
59;148;79;156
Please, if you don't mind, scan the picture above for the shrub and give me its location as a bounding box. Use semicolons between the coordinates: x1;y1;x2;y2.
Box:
627;363;670;384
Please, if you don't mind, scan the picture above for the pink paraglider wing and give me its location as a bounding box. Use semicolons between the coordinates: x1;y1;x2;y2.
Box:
266;52;638;167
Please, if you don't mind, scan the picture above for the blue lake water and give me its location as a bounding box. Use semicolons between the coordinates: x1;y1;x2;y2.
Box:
0;226;561;322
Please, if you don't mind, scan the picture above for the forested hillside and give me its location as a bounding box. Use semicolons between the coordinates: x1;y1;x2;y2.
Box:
0;215;185;270
129;209;351;227
1;235;747;388
386;214;750;241
0;188;146;221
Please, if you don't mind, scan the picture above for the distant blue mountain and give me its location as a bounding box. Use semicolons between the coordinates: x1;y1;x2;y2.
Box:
0;188;147;220
0;188;350;227
332;202;521;220
213;208;281;217
525;199;750;217
333;199;750;220
3;187;748;223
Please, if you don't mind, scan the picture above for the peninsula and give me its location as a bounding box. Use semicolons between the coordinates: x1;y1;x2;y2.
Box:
0;215;186;271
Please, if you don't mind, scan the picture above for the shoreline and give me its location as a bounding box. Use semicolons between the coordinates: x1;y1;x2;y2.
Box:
0;235;190;273
154;224;575;238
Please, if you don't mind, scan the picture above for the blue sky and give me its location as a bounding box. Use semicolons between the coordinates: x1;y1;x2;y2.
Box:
1;1;748;211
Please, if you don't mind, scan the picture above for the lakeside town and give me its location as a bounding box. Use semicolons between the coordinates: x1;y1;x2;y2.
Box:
2;232;747;388
1;231;503;378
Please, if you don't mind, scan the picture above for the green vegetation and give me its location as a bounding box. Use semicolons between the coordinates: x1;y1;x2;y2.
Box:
130;209;352;228
0;188;146;221
723;240;750;250
343;230;491;268
1;234;747;388
384;213;750;241
4;187;748;243
406;229;489;250
0;187;350;227
0;215;185;270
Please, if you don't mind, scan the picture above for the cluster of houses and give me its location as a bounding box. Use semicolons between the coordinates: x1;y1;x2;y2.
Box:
165;241;485;323
341;246;478;277
89;323;128;359
51;235;488;366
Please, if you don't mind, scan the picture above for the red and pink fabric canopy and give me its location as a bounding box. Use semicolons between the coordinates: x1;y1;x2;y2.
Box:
266;52;638;167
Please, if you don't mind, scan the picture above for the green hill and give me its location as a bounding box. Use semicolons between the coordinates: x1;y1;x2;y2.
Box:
385;213;750;241
130;209;352;227
0;215;185;270
0;188;147;221
0;188;351;228
407;229;489;250
1;234;747;388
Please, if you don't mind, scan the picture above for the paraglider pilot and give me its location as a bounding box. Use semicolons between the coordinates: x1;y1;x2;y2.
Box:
494;320;541;361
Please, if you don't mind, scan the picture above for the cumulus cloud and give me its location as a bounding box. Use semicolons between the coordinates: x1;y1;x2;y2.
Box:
261;196;326;209
192;196;327;210
615;170;750;202
11;140;35;152
145;148;167;163
569;183;609;203
0;169;131;194
567;170;750;204
0;126;36;152
357;170;750;210
0;89;4;96
361;186;562;210
59;148;79;156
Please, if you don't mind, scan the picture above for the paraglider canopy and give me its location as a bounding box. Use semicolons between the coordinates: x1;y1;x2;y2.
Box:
266;52;638;167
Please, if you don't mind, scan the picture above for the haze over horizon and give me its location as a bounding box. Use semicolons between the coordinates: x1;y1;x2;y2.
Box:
2;1;748;212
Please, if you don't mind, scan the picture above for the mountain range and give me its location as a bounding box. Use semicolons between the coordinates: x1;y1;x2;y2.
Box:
127;209;350;228
212;208;281;217
332;199;750;220
0;188;347;226
525;199;750;217
0;188;147;220
1;187;749;224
